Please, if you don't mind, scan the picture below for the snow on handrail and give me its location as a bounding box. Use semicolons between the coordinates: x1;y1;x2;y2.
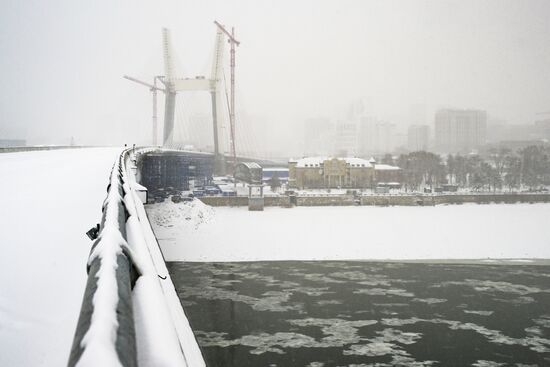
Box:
68;149;139;367
124;148;205;367
69;147;205;367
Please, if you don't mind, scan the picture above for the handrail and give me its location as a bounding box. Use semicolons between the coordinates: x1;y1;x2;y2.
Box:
68;147;206;367
68;149;138;367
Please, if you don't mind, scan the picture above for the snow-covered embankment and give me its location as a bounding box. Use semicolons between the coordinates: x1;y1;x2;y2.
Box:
148;203;550;262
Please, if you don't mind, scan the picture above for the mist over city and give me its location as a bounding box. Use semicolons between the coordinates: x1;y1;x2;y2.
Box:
2;0;550;156
1;1;550;367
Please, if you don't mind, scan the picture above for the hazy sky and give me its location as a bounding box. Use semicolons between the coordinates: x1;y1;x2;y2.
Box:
1;0;549;149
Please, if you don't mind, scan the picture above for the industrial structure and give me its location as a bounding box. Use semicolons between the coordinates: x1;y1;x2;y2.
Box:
123;75;165;146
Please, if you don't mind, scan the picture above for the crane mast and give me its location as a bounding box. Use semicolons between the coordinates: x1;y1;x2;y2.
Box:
214;20;240;173
123;75;165;145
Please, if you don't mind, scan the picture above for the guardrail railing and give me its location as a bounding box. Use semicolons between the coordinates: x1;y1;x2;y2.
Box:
68;149;139;367
68;148;206;367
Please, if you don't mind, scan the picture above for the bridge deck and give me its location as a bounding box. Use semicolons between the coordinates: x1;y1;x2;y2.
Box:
0;147;122;367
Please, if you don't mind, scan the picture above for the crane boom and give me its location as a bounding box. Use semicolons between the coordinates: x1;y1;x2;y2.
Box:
123;75;165;145
214;21;240;45
123;75;165;92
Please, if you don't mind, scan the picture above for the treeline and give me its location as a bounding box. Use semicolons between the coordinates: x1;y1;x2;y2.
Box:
381;145;550;192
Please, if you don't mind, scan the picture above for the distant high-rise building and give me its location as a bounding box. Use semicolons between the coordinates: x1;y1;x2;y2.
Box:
407;125;429;152
409;104;427;125
335;120;358;156
535;119;550;141
358;118;396;155
435;109;487;153
486;118;508;143
304;118;333;156
486;118;546;145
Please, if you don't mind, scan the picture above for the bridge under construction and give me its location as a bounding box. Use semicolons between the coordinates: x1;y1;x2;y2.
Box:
124;21;246;176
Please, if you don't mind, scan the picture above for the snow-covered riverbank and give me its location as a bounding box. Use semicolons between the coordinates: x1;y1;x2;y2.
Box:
148;202;550;262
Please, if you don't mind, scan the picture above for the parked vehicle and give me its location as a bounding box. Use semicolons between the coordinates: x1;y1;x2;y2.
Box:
205;186;221;195
192;189;205;197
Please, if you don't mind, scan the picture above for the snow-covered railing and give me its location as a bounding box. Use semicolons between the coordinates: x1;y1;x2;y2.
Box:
68;149;139;367
69;148;205;367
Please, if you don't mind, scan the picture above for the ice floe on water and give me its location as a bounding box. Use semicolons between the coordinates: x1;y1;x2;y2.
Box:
509;269;550;278
195;330;318;355
343;342;397;357
317;300;343;306
343;337;437;367
179;278;302;312
372;303;410;308
495;296;535;305
289;318;378;346
293;272;347;284
472;361;540;367
286;286;333;296
472;361;506;367
377;328;422;345
337;360;436;367
337;361;435;367
412;298;447;304
380;317;550;353
524;326;543;336
533;316;550;328
306;362;325;367
329;271;416;287
354;288;415;297
196;317;380;354
441;279;549;295
329;271;383;282
463;310;494;316
197;318;436;366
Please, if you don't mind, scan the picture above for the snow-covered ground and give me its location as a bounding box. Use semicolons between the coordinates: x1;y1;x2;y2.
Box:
148;201;550;262
0;147;122;367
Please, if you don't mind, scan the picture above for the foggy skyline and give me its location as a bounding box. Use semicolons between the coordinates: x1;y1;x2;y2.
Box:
1;0;549;153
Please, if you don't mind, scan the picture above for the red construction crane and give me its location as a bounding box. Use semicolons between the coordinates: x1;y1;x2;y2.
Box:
214;20;240;174
123;75;166;146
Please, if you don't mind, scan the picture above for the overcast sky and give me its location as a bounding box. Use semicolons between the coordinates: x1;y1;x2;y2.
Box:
1;0;549;150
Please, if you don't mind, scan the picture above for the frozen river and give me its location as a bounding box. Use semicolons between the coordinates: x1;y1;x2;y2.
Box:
168;261;550;367
146;201;550;366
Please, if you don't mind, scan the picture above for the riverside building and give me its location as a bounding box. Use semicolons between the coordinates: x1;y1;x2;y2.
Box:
288;157;401;189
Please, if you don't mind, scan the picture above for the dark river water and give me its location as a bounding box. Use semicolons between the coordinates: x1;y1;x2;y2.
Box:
167;261;550;367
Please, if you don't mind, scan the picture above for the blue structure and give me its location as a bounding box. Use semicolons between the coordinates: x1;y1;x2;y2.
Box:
140;151;214;200
263;168;289;183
